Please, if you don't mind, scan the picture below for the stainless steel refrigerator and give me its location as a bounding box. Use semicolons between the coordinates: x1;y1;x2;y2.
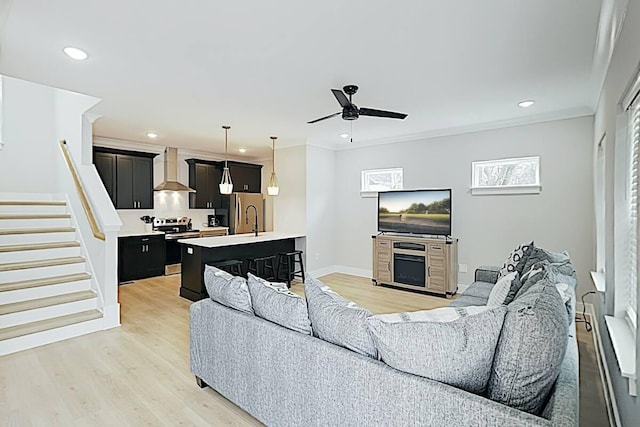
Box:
225;193;265;235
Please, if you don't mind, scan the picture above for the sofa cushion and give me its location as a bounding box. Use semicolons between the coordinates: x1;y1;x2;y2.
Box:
448;294;488;307
304;277;377;358
486;277;569;415
498;241;534;278
203;265;253;314
366;305;507;394
460;281;494;300
246;273;312;334
487;272;518;306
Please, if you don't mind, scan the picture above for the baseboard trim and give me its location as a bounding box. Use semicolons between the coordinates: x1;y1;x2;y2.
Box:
588;303;620;427
456;283;469;294
308;265;372;279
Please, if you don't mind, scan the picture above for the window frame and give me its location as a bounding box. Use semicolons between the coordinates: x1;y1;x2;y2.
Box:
470;156;541;195
360;167;403;198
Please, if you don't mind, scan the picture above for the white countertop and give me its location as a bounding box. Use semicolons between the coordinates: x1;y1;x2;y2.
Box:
118;230;165;238
199;226;229;232
179;231;305;248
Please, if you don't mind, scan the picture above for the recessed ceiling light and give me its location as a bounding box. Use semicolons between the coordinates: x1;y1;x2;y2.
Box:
340;133;350;139
518;100;535;108
238;148;247;153
63;47;88;60
146;132;158;139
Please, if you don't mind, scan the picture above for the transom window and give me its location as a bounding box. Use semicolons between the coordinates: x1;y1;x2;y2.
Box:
471;156;541;195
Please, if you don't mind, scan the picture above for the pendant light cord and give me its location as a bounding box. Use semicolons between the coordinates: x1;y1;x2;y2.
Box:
223;125;230;167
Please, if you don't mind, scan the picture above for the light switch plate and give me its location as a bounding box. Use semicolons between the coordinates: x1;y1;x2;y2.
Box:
459;264;468;273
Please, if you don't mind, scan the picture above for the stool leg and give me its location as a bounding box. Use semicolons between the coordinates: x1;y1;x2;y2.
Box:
287;255;293;288
298;253;305;283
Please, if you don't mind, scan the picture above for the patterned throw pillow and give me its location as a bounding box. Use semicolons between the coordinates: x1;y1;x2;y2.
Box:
305;276;377;358
203;265;253;314
366;305;507;394
487;272;518;306
246;273;312;334
498;241;534;278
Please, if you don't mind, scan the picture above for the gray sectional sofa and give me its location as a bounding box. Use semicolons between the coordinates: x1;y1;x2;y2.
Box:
190;262;579;426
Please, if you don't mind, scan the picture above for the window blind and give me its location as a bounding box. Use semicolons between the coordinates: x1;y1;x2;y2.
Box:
627;100;640;329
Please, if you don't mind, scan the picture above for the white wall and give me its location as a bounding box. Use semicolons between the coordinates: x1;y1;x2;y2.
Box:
305;145;335;274
332;116;595;295
0;76;57;192
592;0;640;423
273;145;306;234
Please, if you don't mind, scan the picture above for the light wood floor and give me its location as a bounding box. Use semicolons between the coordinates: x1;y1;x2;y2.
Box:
0;273;608;426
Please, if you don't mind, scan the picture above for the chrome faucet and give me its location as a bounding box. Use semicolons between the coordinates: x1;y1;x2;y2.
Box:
245;204;259;236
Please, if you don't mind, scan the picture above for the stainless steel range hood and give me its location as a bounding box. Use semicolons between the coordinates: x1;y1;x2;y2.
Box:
153;147;196;192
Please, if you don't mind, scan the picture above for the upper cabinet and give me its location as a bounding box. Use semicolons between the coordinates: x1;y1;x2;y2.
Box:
93;147;156;209
186;159;222;209
186;159;263;208
228;161;262;193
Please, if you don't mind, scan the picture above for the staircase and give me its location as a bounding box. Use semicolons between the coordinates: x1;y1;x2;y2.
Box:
0;196;104;356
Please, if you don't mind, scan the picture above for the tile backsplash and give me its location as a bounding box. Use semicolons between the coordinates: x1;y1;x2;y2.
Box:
118;191;214;233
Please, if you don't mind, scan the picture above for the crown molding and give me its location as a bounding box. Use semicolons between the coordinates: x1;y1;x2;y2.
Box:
327;107;594;152
94;135;265;163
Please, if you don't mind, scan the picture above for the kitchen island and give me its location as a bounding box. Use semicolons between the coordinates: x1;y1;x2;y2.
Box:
178;232;305;301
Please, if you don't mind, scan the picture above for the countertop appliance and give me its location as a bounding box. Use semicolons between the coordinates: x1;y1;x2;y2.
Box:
224;193;264;235
153;217;200;274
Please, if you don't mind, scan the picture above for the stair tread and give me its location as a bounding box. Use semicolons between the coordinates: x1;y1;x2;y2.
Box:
0;309;102;341
0;256;85;272
0;227;75;235
0;241;80;253
0;201;66;206
0;273;91;292
0;214;70;219
0;290;96;315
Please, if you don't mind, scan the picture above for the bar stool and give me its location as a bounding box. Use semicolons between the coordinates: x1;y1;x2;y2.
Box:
247;255;277;281
276;250;305;288
209;259;243;276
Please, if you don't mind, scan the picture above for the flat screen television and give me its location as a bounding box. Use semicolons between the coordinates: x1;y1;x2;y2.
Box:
378;189;451;236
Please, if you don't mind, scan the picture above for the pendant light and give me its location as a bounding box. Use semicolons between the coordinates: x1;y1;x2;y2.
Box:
267;136;279;196
219;125;233;194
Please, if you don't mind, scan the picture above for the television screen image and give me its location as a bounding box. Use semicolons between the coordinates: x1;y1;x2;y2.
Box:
378;189;451;236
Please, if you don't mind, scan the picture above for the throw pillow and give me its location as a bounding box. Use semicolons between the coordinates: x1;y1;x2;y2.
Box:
487;272;518;306
498;241;534;278
521;246;577;289
366;305;507;394
486;277;569;415
246;273;312;334
304;276;377;358
203;265;253;314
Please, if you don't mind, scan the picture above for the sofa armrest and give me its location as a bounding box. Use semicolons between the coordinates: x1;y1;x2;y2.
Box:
475;265;501;284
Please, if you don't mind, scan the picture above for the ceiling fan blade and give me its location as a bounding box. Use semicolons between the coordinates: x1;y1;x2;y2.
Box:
331;89;351;108
307;112;341;124
359;107;407;120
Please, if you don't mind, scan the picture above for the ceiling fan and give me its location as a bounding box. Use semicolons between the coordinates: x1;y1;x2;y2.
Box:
307;85;408;124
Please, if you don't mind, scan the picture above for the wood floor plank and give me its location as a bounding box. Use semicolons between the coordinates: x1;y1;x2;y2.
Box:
0;273;609;426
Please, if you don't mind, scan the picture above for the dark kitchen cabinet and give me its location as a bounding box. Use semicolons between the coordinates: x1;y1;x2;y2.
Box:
228;161;262;193
94;152;116;205
93;147;156;209
187;159;222;209
118;235;166;282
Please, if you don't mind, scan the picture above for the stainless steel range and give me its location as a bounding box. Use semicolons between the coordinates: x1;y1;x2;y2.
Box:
153;217;200;275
